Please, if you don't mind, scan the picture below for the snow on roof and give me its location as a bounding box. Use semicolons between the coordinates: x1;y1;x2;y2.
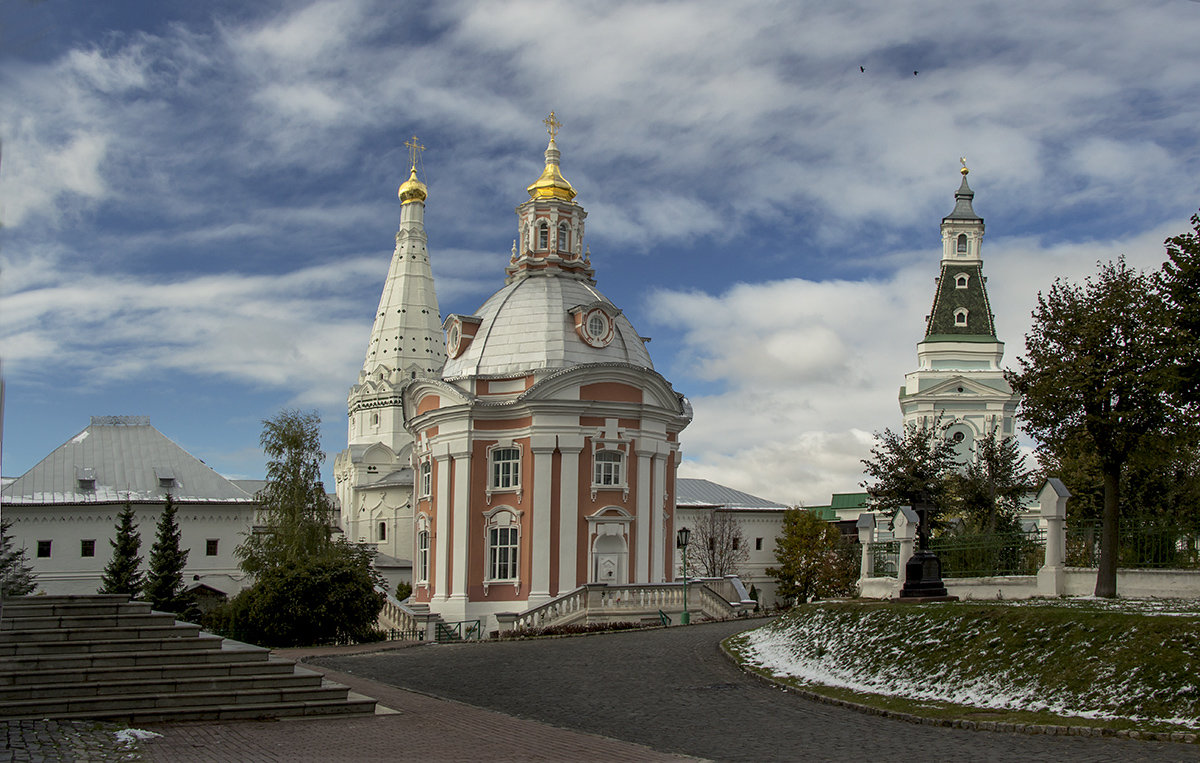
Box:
675;478;786;511
2;416;255;505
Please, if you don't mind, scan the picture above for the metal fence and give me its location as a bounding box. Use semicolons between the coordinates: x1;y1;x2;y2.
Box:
931;529;1045;578
1066;521;1200;570
871;541;900;577
435;619;483;642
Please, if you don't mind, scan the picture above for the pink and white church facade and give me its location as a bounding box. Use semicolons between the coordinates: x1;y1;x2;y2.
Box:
339;118;692;628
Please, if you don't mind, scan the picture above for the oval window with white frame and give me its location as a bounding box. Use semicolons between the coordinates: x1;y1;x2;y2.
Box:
446;321;462;358
581;309;614;348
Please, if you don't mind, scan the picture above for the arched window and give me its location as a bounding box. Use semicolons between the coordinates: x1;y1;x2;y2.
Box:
371;412;380;426
486;510;520;583
956;234;968;255
538;223;549;250
954;308;969;326
593;450;624;487
955;273;969;289
416;528;430;584
378;521;387;542
557;222;569;251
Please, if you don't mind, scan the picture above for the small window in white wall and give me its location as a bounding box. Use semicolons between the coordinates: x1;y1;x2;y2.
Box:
954;308;969;327
37;540;51;558
378;522;387;542
956;233;968;254
955;273;969;289
755;537;763;551
491;447;521;490
371;412;380;427
593;450;624;487
538;223;549;250
557;222;569;251
420;461;432;497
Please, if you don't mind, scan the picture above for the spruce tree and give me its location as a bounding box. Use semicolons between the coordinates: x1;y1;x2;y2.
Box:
144;495;198;620
99;502;145;597
0;518;38;598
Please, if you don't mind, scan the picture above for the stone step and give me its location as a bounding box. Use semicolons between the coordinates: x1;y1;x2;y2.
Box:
0;655;296;687
0;596;151;619
3;642;268;671
0;680;356;718
0;622;202;644
0;692;378;723
0;633;225;658
0;612;178;631
0;666;325;701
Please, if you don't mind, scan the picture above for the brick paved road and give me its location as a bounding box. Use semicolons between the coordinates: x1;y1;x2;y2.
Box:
312;619;1200;763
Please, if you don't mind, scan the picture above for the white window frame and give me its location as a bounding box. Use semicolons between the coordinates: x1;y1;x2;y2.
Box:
538;222;549;250
419;460;432;498
955;273;970;289
954;308;969;327
483;507;522;592
956;233;968;255
416;516;431;586
486;443;522;503
557;222;569;252
592;449;625;490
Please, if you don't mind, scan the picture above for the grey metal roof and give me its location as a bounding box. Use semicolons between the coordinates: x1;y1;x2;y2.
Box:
943;174;982;221
1;416;255;504
442;275;653;378
675;478;786;510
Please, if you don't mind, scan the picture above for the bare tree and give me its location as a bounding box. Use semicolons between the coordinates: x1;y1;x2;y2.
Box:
684;510;749;577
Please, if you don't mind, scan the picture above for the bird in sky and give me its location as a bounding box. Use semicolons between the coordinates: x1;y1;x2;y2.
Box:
914;70;919;76
860;66;865;72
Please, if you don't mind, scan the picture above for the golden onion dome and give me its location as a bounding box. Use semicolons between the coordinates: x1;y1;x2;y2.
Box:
398;166;428;205
526;138;577;201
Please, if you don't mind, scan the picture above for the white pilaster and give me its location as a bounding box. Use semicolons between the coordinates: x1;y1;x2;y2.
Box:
557;435;585;594
433;443;451;602
635;443;653;584
448;440;471;605
650;449;667;583
529;435;557;606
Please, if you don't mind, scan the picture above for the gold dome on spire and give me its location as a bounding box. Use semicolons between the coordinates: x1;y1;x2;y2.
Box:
399;166;427;204
399;135;428;204
527;112;577;201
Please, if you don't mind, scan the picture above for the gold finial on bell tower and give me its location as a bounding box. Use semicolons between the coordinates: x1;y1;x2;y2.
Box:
959;156;969;176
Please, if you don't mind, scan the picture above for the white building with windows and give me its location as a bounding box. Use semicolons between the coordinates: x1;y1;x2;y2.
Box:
1;416;258;598
899;167;1020;458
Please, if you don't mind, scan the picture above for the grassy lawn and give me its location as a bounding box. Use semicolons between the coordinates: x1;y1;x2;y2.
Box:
724;599;1200;737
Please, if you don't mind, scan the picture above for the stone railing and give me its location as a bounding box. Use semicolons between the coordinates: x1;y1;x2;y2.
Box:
496;580;749;634
376;588;439;641
505;585;589;631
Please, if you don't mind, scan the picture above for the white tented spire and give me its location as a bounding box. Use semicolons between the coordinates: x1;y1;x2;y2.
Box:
359;148;446;381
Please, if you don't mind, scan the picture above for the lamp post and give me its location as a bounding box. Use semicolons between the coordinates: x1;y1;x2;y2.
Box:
676;526;691;625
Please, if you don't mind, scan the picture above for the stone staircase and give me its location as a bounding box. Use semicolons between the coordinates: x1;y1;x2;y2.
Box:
0;594;376;722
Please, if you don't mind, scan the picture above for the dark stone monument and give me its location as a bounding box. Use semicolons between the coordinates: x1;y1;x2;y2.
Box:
899;502;955;601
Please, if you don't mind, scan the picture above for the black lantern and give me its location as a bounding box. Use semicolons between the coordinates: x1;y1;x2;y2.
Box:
676;526;691;549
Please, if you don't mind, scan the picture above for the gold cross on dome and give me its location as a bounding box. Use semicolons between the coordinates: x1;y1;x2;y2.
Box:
544;112;561;140
404;135;425;169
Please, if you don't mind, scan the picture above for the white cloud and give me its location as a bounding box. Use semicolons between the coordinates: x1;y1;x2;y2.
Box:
657;221;1182;506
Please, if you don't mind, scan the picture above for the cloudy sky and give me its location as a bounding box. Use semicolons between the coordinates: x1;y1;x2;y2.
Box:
2;0;1199;505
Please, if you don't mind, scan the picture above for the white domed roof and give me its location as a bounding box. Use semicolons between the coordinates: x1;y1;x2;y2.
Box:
442;276;653;378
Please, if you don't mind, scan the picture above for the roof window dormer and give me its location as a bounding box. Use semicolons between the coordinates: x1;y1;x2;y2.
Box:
76;466;96;491
154;466;177;490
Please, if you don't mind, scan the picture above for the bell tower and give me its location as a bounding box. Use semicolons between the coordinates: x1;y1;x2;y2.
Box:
334;137;447;558
899;163;1019;461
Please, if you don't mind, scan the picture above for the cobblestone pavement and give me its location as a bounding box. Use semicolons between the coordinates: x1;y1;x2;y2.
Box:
312;619;1200;763
1;719;149;762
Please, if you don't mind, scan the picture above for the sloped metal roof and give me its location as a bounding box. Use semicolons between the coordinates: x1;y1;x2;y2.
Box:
675;478;786;510
1;416;254;504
